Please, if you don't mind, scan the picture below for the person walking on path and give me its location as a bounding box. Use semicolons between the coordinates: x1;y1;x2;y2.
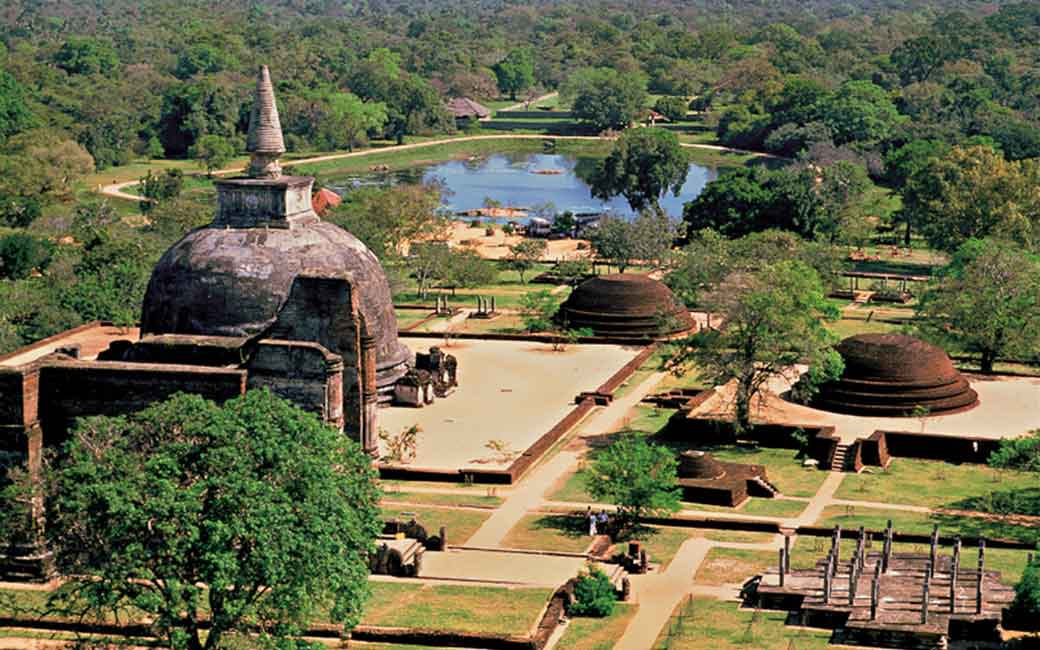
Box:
588;509;598;536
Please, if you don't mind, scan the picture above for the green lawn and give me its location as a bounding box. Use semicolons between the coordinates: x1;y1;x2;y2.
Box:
381;505;491;545
499;516;693;568
654;598;832;650
694;548;775;587
815;505;1040;546
364;582;550;635
556;603;638;650
707;447;827;498
826;317;901;339
835;458;1039;512
500;514;592;553
381;490;503;508
742;498;807;518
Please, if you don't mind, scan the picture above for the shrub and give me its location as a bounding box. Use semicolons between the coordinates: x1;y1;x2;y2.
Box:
570;567;616;617
1011;555;1040;625
989;430;1040;472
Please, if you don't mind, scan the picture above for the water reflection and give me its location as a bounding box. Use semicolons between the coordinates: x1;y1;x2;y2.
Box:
324;153;717;220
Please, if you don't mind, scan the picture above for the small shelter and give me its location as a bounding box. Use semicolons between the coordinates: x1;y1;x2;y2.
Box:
446;97;491;121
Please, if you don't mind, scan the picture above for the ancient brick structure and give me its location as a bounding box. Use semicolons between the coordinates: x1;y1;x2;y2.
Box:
811;334;979;417
675;450;779;507
0;66;423;579
556;274;695;338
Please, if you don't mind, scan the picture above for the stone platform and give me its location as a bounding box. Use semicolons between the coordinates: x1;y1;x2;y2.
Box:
752;526;1014;649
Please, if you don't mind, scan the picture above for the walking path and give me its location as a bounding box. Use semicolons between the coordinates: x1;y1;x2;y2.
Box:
614;538;712;650
498;91;559;113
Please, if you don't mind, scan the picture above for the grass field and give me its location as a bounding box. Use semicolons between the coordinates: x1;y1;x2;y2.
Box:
707;447;827;499
653;598;832;649
364;583;550;636
556;603;638;650
694;548;775;586
381;490;503;508
835;458;1038;512
380;505;491;545
815;505;1040;546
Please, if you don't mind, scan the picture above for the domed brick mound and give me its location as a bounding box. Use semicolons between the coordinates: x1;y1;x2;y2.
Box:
142;222;411;393
678;450;726;480
557;274;695;337
811;334;978;417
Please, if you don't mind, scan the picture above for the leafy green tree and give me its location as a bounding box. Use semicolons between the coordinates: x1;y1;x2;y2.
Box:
54;37;119;75
1010;554;1040;623
174;43;237;79
319;92;388;152
493;49;535;100
570;568;616;617
903;145;1040;253
407;241;453;299
916;238;1040;373
326;182;446;263
39;390;381;650
554;259;591;286
676;260;842;433
147;196;212;241
139;169;185;213
0;196;41;228
682;167;783;238
584;434;681;529
653;96;688;122
551;211;576;238
520;289;559;333
440;247;497;295
507;238;547;283
590;212;676;273
716;105;771;150
591;128;688;212
819;80;902;145
189;135;236;176
562;67;648;132
0;233;54;280
0;71;35;142
989;430;1040;472
159;80;241;157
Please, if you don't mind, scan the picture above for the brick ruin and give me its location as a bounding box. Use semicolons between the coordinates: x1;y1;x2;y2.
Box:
556;273;695;337
675;450;780;507
0;66;451;579
810;334;979;417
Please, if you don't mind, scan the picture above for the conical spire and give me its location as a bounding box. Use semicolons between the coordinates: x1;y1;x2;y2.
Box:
246;65;285;178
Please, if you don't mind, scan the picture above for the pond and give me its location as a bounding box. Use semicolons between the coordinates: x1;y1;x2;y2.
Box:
324;152;718;220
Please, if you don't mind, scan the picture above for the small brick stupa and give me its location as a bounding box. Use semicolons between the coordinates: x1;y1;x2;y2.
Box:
811;334;978;417
556;274;694;337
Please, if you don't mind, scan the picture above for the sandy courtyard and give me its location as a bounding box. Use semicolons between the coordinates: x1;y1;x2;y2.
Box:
378;339;641;470
690;368;1040;443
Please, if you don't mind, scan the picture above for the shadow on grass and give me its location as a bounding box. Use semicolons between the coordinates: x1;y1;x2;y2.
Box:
531;514;588;540
930;510;1040;546
947;487;1040;518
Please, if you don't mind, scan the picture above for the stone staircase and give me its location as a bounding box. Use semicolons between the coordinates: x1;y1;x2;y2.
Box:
749;475;782;497
829;443;850;472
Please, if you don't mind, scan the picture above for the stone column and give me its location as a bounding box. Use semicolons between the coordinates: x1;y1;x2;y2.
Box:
360;332;379;457
778;548;786;587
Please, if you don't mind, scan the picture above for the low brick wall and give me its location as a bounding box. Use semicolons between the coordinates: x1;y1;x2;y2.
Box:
879;430;998;464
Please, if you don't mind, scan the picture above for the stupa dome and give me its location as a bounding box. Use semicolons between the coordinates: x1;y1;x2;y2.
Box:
141;222;412;391
810;334;978;416
678;450;726;480
557;274;695;337
141;65;410;393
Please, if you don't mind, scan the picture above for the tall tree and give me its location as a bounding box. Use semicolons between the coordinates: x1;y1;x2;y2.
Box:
507;238;547;283
319;92;388;152
35;390;381;650
903;145;1040;253
0;71;35;142
562;67;648;132
584;434;681;531
676;260;842;433
916;238;1040;373
590;128;688;213
819;80;902;145
492;49;535;100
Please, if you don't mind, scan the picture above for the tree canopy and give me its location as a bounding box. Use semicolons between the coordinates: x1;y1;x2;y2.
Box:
562;67;648;132
590;128;688;213
38;390;381;650
584;434;681;529
916;238;1040;373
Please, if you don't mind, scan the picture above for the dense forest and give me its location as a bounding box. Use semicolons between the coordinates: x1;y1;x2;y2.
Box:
1;0;1039;354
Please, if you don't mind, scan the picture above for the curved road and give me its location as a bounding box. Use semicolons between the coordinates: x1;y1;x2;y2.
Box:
99;134;780;203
